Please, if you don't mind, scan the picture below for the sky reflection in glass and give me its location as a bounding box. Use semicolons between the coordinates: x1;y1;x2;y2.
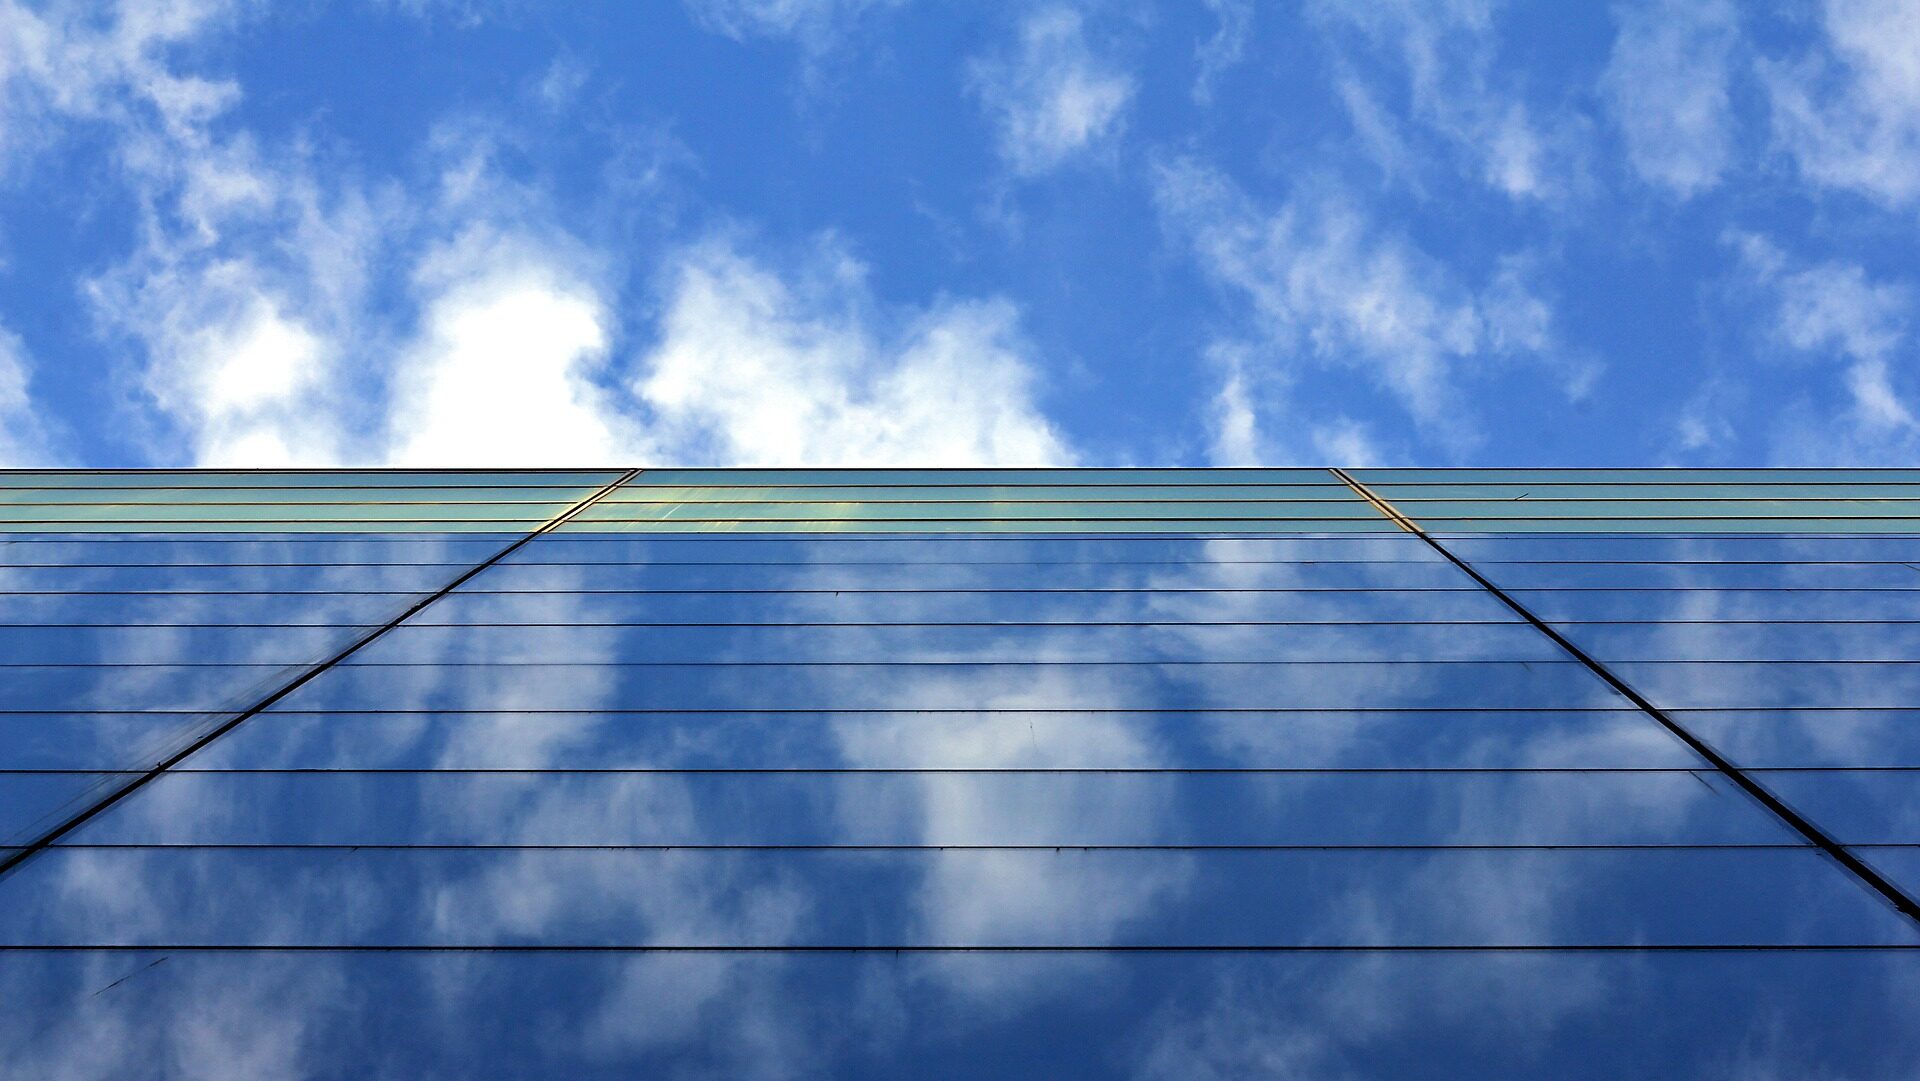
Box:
2;468;1918;1080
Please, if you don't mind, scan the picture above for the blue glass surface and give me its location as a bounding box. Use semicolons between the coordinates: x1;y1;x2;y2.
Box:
5;953;1920;1080
5;476;1920;1078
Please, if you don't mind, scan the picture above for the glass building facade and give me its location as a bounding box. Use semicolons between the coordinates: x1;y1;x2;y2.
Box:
3;467;1919;1078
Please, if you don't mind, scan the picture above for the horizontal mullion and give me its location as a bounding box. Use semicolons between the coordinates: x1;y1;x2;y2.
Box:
607;487;1358;502
21;841;1841;850
603;494;1920;506
0;659;1589;670
0;944;1911;953
576;511;1389;522
0;586;1493;595
12;558;1920;571
16;585;1920;596
4;766;1909;774
11;619;1920;629
0;706;1654;715
0;494;598;507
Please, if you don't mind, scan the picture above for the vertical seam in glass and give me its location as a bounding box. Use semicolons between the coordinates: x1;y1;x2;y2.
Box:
1329;467;1920;930
0;468;644;883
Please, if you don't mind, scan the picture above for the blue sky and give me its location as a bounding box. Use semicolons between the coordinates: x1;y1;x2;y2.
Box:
0;0;1916;467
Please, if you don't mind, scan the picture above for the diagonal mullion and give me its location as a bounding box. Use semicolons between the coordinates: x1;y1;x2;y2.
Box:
0;468;642;883
1330;466;1920;930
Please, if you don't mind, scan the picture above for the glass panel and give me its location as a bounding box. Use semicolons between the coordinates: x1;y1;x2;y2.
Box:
0;536;510;566
1433;521;1920;534
0;563;469;592
1510;588;1920;621
0;469;624;488
338;621;1561;664
1404;500;1920;520
0;593;421;625
0;503;573;523
6;953;1919;1079
1355;468;1920;484
1440;534;1920;562
0;486;598;505
463;560;1476;592
414;588;1519;624
515;535;1448;564
157;708;1691;771
57;770;1785;846
0;848;1890;947
1679;710;1920;767
1755;772;1920;843
259;659;1625;712
607;484;1361;502
11;468;1917;1081
629;468;1343;486
1377;483;1920;499
1483;562;1920;588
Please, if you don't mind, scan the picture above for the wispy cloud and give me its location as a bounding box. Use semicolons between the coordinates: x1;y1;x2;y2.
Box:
0;323;56;464
968;7;1134;176
1308;0;1581;200
1192;0;1252;106
1764;0;1920;207
682;0;903;54
1725;232;1920;462
1601;0;1740;197
1155;158;1586;459
0;0;248;168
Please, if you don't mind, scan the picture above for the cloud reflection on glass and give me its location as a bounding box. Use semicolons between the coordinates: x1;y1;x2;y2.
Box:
6;478;1920;1078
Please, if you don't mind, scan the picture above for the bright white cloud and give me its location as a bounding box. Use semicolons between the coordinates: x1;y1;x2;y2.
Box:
969;7;1134;176
387;228;633;466
1156;158;1582;457
1601;0;1740;196
1764;0;1920;207
635;239;1072;465
1308;0;1577;200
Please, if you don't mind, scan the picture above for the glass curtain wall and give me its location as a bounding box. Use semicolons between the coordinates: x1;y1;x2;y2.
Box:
2;468;1917;1079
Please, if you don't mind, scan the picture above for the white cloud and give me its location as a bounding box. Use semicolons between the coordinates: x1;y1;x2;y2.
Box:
83;132;388;465
634;239;1072;465
1726;232;1920;461
0;0;247;170
387;227;633;466
683;0;903;52
1308;0;1578;200
1192;0;1252;105
1600;0;1740;196
0;324;56;464
1204;342;1386;466
1155;158;1583;456
6;3;1072;469
969;7;1134;176
1764;0;1920;207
